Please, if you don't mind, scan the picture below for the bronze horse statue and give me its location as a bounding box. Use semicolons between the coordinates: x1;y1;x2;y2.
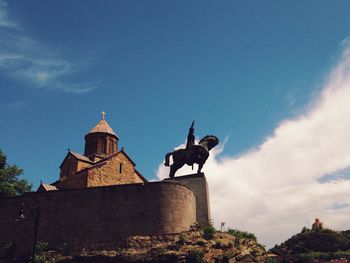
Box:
164;134;219;178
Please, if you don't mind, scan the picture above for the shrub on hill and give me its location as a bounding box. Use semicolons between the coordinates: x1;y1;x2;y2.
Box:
227;228;257;241
202;224;216;240
270;228;350;262
277;229;350;253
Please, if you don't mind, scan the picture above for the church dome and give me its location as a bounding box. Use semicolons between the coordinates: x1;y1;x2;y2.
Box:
84;112;119;158
85;112;118;139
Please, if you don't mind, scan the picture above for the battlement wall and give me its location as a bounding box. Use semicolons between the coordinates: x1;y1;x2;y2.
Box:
165;173;210;226
0;181;196;256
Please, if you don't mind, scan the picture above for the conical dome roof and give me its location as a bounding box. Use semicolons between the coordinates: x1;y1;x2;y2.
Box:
86;112;118;139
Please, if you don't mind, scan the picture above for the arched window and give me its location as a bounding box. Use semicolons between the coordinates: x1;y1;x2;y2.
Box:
101;138;106;154
91;139;98;153
110;141;114;153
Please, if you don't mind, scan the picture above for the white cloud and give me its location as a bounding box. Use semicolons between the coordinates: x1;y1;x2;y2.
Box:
0;0;95;93
0;0;16;28
157;43;350;248
0;100;29;112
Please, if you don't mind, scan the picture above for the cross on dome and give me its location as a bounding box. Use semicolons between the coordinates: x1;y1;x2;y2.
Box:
85;112;118;138
84;112;119;157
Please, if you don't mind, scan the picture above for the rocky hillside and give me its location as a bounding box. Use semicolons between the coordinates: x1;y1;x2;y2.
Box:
9;227;267;263
269;228;350;262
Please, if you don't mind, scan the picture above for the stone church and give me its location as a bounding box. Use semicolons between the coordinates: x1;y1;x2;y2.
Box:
38;113;147;191
0;114;210;257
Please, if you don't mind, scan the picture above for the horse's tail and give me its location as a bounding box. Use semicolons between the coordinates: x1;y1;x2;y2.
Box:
164;152;172;166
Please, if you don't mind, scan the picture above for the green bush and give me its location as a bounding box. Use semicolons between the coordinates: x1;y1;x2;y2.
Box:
35;241;48;253
298;250;350;261
227;228;257;241
301;227;310;233
284;229;350;252
167;243;182;251
270;228;350;262
222;254;230;263
32;241;48;263
33;254;47;263
196;240;205;246
168;233;186;250
202;225;216;240
214;240;222;249
178;233;186;245
186;250;204;263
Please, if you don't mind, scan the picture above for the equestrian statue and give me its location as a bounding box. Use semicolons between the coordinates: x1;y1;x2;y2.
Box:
164;121;219;178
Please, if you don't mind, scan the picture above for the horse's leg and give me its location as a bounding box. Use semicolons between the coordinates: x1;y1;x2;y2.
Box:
169;162;184;178
168;149;186;178
169;165;176;178
197;163;203;174
164;152;172;166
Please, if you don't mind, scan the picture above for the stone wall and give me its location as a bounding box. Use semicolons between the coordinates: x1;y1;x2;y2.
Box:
0;181;196;256
76;160;92;173
165;173;210;226
59;154;91;184
59;155;78;179
59;169;88;189
87;152;144;187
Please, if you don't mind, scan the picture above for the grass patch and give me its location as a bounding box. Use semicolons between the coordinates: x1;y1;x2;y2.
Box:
227;228;257;241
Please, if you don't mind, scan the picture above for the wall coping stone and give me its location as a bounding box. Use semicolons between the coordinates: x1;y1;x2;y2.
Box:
0;180;195;202
164;172;205;181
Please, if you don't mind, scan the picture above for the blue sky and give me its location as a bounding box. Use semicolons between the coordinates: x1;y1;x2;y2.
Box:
2;1;350;247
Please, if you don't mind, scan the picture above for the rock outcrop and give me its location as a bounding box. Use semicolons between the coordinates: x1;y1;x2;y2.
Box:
8;230;267;263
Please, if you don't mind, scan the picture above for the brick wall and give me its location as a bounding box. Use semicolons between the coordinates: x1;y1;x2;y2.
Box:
0;181;196;256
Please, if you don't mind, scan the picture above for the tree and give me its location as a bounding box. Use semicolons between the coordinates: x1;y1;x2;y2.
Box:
0;149;32;199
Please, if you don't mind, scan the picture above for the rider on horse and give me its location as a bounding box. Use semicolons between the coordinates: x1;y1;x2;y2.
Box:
186;121;196;169
186;121;195;149
164;121;219;178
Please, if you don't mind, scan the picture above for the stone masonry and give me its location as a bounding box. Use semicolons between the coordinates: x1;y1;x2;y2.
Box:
165;173;211;226
0;181;196;256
